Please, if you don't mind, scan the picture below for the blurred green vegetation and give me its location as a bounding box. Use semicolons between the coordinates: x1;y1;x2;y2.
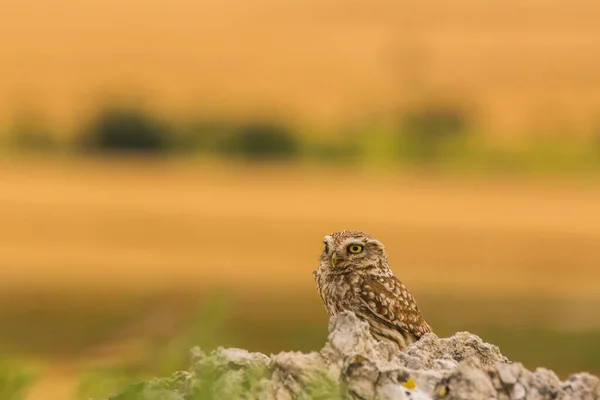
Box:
215;121;300;160
0;362;37;400
0;291;598;399
398;104;468;164
3;109;57;155
3;103;600;176
74;294;234;400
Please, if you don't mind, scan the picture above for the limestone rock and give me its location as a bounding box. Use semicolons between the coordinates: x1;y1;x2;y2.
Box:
108;311;599;399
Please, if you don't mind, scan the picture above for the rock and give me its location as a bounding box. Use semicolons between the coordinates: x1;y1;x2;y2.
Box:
406;331;508;368
107;311;600;399
561;373;600;399
497;362;521;385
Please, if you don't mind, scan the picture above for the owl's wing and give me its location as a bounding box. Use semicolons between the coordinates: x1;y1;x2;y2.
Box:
356;275;432;339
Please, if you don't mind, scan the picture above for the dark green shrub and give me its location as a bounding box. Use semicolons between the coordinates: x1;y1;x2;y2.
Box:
398;104;469;163
81;107;169;153
219;122;299;159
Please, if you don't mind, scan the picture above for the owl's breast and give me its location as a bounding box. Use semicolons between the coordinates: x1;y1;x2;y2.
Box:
315;270;361;316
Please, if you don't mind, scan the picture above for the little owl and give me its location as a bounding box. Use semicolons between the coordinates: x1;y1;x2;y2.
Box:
313;230;432;351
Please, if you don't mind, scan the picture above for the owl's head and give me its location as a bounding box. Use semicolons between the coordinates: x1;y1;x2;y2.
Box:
320;230;387;272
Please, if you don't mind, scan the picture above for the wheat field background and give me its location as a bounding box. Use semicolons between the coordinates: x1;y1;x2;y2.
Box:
3;160;600;298
1;0;600;136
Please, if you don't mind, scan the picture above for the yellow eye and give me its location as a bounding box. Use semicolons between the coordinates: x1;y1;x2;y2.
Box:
347;244;363;254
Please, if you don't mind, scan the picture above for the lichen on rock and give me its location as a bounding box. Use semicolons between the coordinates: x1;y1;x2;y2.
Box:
107;311;600;399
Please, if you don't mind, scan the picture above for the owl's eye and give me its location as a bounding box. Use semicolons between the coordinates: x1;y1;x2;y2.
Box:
324;244;329;254
347;244;363;254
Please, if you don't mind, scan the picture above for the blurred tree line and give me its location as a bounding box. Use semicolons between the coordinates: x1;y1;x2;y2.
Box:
80;107;301;160
76;104;468;163
3;102;600;174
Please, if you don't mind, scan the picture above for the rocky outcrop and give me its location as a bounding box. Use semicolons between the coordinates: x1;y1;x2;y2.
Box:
108;311;600;399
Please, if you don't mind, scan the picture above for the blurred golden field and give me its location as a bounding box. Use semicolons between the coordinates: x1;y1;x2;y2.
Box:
3;160;600;298
1;0;600;136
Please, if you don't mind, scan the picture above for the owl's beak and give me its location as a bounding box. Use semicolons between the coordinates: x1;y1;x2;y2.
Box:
330;253;337;268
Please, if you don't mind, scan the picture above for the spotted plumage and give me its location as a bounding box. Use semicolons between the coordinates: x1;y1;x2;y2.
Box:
313;230;432;350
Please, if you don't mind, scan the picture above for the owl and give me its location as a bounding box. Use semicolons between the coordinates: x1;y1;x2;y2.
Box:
313;230;432;351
